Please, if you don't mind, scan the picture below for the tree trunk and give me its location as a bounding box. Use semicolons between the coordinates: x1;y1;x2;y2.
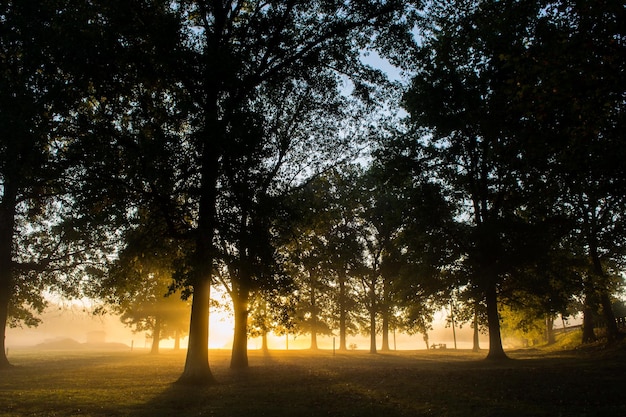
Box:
582;302;597;344
309;269;318;350
369;274;377;354
369;307;377;354
545;315;555;345
600;291;620;343
581;278;598;344
261;330;269;354
380;312;390;351
472;305;481;352
173;329;180;351
0;183;17;369
0;287;10;369
178;36;226;385
380;277;390;352
230;286;250;369
177;275;215;384
338;269;348;351
590;234;620;342
150;316;161;355
484;281;507;360
0;269;11;369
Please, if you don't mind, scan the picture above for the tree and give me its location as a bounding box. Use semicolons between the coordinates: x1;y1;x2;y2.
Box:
0;0;109;368
283;175;343;350
214;75;365;367
405;0;577;360
95;214;190;355
73;0;420;383
520;1;626;343
361;127;458;353
324;168;367;351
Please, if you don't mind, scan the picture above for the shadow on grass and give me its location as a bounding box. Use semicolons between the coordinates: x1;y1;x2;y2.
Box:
133;351;416;417
132;347;626;417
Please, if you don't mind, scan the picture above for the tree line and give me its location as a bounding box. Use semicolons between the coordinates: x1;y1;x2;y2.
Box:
1;0;624;384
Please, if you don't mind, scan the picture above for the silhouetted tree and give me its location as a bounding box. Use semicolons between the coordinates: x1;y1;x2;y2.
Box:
73;0;420;383
0;0;112;368
95;214;190;355
405;0;580;360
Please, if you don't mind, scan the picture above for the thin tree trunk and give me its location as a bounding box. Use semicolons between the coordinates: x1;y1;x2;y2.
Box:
545;315;555;345
369;306;377;354
338;269;347;351
173;328;180;351
369;273;377;354
380;278;390;352
150;316;161;355
310;269;318;350
472;304;481;352
380;313;390;351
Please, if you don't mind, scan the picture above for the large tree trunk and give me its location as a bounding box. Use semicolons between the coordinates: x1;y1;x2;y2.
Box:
261;329;269;354
582;302;598;344
581;276;598;343
230;285;250;369
0;284;10;369
484;281;507;360
600;291;620;343
0;264;11;369
589;232;620;342
177;124;219;384
310;328;318;350
0;184;17;369
178;275;214;384
150;316;161;355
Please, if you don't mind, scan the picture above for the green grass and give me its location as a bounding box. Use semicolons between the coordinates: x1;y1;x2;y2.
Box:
1;339;625;417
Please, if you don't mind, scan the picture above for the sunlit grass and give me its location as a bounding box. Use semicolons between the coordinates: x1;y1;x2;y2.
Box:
1;340;624;417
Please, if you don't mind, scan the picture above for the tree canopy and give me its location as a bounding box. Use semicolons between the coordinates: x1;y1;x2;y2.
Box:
2;0;624;380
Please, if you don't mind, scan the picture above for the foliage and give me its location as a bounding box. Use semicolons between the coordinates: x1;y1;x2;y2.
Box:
94;214;191;353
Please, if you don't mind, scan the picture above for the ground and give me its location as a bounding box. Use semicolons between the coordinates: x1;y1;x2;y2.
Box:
0;337;624;416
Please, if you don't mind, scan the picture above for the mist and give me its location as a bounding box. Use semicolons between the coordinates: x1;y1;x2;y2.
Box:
5;304;136;349
5;302;494;352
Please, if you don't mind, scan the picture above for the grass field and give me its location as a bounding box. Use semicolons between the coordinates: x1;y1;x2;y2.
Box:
1;338;625;417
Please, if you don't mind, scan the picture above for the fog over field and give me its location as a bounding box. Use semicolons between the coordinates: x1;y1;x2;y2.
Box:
5;303;496;352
